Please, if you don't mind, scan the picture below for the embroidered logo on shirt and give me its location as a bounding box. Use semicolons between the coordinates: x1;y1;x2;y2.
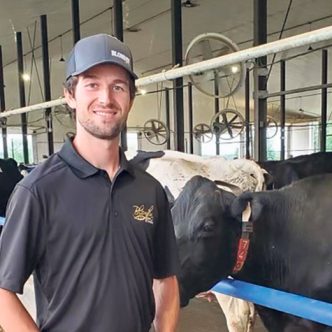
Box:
132;205;154;224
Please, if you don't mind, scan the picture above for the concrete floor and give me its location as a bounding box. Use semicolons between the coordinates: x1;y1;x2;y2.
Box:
178;297;267;332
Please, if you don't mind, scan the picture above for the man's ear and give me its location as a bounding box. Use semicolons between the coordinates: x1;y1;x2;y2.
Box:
128;97;135;112
64;88;76;109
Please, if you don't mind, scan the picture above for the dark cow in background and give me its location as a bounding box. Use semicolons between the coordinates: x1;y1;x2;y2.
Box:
260;152;332;189
174;174;332;332
0;158;23;217
0;159;36;317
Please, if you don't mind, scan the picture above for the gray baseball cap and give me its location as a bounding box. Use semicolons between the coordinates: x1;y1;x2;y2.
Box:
66;33;137;80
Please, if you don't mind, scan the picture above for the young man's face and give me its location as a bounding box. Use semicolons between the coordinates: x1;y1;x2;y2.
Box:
65;63;133;140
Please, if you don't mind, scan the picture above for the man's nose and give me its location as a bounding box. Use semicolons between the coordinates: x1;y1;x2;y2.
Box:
98;88;113;105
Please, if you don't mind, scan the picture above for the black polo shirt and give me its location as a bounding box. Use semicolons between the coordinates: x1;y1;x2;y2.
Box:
0;139;179;332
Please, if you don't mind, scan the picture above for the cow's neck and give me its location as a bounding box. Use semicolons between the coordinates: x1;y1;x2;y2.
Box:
236;195;289;286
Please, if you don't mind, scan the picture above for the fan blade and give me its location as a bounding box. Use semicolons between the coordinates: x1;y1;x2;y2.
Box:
228;114;239;125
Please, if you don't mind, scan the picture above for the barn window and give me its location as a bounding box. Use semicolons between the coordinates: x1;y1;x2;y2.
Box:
0;133;33;164
200;135;242;159
127;132;139;151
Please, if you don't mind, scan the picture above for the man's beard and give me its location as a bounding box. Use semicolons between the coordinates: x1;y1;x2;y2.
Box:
78;117;127;140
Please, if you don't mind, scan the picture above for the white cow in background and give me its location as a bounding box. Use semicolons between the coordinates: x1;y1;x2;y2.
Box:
127;150;265;195
127;150;265;332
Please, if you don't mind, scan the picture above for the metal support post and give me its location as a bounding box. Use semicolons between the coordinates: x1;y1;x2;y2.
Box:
71;0;80;44
321;49;328;152
188;83;193;154
171;0;184;152
0;46;8;158
165;88;171;150
253;0;267;162
16;32;29;163
245;68;250;159
280;60;286;160
40;15;54;156
112;0;128;151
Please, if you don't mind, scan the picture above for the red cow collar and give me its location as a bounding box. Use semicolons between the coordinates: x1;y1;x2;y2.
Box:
232;203;253;274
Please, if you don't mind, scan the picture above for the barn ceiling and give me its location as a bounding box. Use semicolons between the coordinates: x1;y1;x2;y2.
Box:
0;0;332;123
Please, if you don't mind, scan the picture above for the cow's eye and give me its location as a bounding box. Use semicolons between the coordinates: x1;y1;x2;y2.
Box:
201;221;215;233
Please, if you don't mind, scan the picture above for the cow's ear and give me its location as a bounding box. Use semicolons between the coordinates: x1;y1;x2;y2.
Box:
231;192;264;221
164;185;175;208
217;189;236;213
231;192;250;219
129;150;165;170
262;170;274;189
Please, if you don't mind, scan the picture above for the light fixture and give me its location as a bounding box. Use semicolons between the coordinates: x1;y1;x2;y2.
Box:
125;27;142;33
22;73;30;81
231;65;239;74
59;35;65;62
139;89;147;95
182;0;199;8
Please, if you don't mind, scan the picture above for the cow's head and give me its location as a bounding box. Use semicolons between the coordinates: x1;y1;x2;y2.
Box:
172;175;241;306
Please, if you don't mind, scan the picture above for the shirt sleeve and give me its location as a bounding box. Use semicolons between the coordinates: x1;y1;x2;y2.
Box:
0;184;46;294
153;185;180;279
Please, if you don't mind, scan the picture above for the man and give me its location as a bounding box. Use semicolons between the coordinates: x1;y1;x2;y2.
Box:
0;34;179;332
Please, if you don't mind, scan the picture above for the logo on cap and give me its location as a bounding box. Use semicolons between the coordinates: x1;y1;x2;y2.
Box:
111;50;130;64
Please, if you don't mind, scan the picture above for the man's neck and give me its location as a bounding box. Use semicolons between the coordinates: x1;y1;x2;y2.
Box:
73;133;121;179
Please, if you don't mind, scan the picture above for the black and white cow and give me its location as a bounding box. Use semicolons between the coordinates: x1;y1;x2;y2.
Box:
260;152;332;189
174;174;332;332
0;158;23;217
129;150;265;331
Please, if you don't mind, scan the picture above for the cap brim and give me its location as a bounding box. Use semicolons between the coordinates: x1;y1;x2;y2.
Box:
67;59;138;81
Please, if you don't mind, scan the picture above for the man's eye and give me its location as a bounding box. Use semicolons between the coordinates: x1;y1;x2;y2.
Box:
113;84;128;92
85;83;98;88
113;85;125;92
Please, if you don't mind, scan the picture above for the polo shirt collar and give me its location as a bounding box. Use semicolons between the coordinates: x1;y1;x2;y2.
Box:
119;149;135;177
58;138;135;179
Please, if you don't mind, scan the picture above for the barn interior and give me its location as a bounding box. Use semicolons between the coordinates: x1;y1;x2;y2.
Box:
0;1;332;331
0;0;331;163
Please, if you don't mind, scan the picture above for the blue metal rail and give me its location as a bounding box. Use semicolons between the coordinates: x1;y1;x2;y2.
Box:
212;278;332;326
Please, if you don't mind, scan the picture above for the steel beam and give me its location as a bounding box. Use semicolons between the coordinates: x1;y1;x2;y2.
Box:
16;32;29;163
